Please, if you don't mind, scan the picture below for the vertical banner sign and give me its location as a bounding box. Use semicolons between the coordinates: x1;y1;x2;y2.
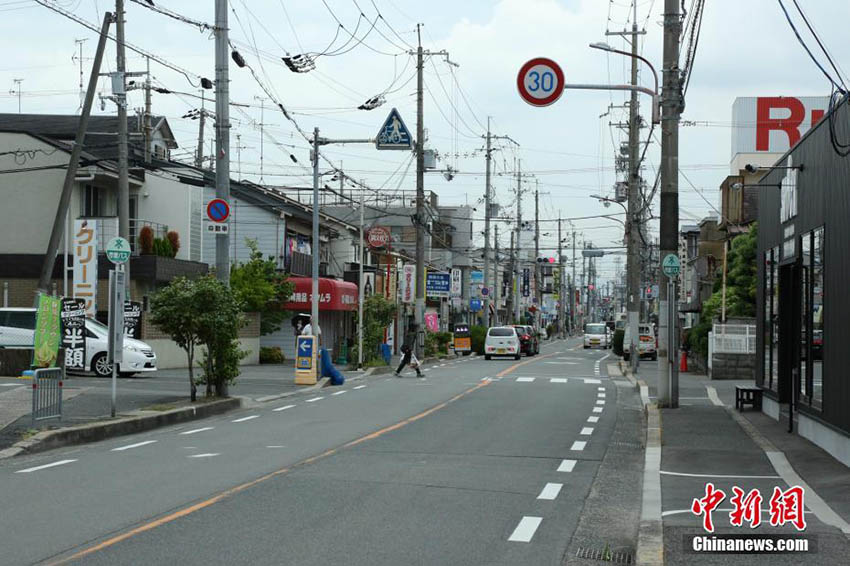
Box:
123;301;142;339
73;219;98;317
522;268;530;297
363;272;375;298
33;294;61;368
424;312;439;332
61;297;86;371
450;268;462;297
401;264;415;304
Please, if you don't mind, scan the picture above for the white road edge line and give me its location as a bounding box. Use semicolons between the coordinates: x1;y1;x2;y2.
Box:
232;415;260;423
508;516;543;542
189;453;219;458
353;385;367;390
273;404;296;412
15;459;77;473
537;482;563;500
550;378;568;384
580;427;594;436
706;386;723;406
659;470;780;479
592;407;603;413
111;440;158;452
305;397;324;403
587;416;600;423
180;426;214;435
571;441;587;451
332;390;347;396
557;459;577;472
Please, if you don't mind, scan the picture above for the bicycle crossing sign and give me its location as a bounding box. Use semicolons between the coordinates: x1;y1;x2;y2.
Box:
375;108;412;150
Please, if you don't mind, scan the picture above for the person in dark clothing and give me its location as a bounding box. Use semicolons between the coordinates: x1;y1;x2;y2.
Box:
395;325;422;377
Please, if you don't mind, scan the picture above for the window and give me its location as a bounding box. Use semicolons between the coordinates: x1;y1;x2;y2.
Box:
83;184;105;217
585;324;606;334
799;232;811;406
811;227;824;410
488;328;514;337
764;247;779;392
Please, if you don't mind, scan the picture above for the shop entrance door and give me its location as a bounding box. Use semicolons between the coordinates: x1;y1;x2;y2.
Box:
778;262;802;422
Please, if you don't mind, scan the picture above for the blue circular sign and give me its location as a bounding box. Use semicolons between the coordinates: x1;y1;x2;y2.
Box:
206;198;230;223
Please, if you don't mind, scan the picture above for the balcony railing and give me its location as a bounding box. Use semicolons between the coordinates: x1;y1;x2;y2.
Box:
712;324;756;354
82;217;169;255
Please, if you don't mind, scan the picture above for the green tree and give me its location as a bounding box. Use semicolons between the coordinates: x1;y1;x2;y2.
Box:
353;295;396;363
149;277;202;401
230;239;295;335
689;223;758;358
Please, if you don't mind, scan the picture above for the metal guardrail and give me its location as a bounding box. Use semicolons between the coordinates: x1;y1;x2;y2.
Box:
712;324;756;354
32;367;63;427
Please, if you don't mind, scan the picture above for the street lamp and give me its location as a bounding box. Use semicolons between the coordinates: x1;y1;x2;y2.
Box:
590;194;628;213
589;42;659;101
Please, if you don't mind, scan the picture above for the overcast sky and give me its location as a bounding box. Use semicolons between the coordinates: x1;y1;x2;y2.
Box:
2;0;848;283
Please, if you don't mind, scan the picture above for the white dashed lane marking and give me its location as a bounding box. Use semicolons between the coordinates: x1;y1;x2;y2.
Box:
592;407;604;413
584;378;601;384
305;397;324;403
273;404;296;412
571;441;587;451
332;390;347;396
180;427;214;435
508;516;543;542
15;459;77;474
587;416;600;423
537;482;563;500
516;377;535;383
580;427;594;436
550;378;568;384
557;459;577;472
111;440;157;452
188;453;219;458
232;415;260;423
353;385;367;390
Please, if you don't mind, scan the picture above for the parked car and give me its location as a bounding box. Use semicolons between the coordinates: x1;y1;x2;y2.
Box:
512;324;539;356
623;323;657;361
583;323;611;349
485;326;521;360
0;307;157;377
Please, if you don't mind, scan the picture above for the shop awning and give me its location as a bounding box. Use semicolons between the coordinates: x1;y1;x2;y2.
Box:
283;277;358;311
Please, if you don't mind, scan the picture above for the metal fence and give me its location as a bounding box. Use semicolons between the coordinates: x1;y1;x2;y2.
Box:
32;367;63;427
712;323;756;354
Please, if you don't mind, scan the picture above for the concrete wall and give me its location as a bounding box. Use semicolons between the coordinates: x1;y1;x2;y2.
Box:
710;352;755;380
798;412;850;469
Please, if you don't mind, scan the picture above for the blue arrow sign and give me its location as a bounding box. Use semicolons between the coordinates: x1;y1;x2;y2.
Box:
375;108;412;150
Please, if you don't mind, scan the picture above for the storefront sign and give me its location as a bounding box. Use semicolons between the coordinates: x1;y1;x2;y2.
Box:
781;156;798;223
732;96;827;155
60;297;86;371
470;271;484;285
425;312;439;332
123;301;142;339
401;265;415;304
367;226;391;248
33;294;61;368
283;277;358;311
73;219;98;317
450;268;462;297
426;272;451;298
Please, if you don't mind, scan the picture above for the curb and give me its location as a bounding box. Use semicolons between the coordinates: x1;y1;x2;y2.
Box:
0;397;242;460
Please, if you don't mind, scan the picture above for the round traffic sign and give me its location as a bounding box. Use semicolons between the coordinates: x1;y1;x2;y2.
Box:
206;198;230;223
517;57;565;107
481;287;490;296
662;253;681;277
106;237;131;264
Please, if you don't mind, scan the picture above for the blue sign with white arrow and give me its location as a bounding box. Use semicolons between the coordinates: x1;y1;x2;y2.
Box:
296;335;314;369
375;108;413;150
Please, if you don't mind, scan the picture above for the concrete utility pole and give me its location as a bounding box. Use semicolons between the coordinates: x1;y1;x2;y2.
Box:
36;12;112;300
509;228;515;320
483;117;492;328
311;128;321;341
194;92;207;168
534;184;540;330
414;24;426;354
143;57;152;163
514;160;522;324
572;231;577;333
358;178;364;369
558;215;565;338
115;0;130;293
494;223;500;326
658;0;682;407
214;0;231;284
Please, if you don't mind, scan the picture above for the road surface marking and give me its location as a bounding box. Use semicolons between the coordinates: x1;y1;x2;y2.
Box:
584;378;601;384
180;427;214;435
598;393;606;398
111;440;157;452
598;386;605;391
706;386;724;406
354;385;367;390
189;453;219;458
537;482;563;500
516;377;535;383
659;470;780;479
232;415;259;423
596;400;605;405
550;378;568;383
0;383;19;387
495;350;561;377
593;407;603;413
580;427;594;436
557;459;577;472
508;516;543;542
15;459;77;474
331;390;347;396
587;416;599;423
599;353;611;362
273;404;296;412
266;445;285;449
305;397;324;403
571;441;587;451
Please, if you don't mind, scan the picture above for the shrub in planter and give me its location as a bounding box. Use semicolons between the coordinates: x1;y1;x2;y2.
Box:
166;230;180;257
259;346;284;364
153;237;173;258
470;325;487;355
139;226;154;255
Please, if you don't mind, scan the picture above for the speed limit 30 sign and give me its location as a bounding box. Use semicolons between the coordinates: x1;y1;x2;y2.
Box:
517;57;564;107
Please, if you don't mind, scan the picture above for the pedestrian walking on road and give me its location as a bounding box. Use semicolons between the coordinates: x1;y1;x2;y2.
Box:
395;324;423;378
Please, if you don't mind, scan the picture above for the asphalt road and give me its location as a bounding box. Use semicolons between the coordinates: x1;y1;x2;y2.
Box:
0;339;635;566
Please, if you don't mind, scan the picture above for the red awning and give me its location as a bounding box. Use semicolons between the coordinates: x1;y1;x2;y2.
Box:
283;277;358;312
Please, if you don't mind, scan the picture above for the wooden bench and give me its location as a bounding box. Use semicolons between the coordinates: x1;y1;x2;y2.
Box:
735;386;763;411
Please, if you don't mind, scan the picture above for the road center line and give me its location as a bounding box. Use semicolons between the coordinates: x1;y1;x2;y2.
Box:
180;427;214;435
353;385;367;390
557;459;577;472
580;427;594;436
508;516;543;542
273;404;296;412
111;440;158;452
516;377;535;383
305;397;324;403
15;459;77;474
592;406;603;413
571;441;587;451
587;416;599;423
537;482;563;500
188;453;219;458
331;390;347;396
232;415;260;423
550;378;568;383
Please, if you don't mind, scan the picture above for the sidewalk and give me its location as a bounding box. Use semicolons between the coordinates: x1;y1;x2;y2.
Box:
637;364;850;564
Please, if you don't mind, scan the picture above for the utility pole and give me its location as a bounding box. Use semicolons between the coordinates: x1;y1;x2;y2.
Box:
494;223;500;326
658;0;682;407
143;56;152;163
514;160;522;324
195;91;206;168
558;215;565;338
10;79;22;114
36;13;112;300
115;0;130;294
73;39;89;111
214;0;231;284
414;23;425;355
358;176;364;370
509;228;515;320
483;117;492;328
255;95;266;184
572;231;577;333
534;184;540;329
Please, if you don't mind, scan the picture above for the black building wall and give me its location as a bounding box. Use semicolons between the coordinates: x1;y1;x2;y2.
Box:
757;96;850;435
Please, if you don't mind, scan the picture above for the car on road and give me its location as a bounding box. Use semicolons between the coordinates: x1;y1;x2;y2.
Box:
0;307;157;377
512;324;539;356
583;322;611;349
623;323;657;361
485;326;521;360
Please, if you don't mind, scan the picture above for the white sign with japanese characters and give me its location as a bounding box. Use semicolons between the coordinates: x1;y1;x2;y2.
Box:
73;219;98;317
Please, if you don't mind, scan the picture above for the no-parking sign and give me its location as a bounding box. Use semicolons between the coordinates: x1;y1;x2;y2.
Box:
517;57;565;107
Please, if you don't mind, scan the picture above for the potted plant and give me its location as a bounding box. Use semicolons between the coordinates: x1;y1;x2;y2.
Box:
138;225;154;255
